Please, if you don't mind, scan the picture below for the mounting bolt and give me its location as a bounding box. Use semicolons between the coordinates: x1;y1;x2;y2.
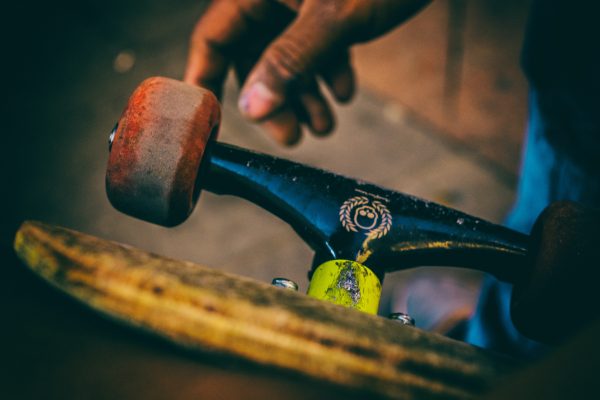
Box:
388;312;415;326
271;278;299;291
108;123;118;151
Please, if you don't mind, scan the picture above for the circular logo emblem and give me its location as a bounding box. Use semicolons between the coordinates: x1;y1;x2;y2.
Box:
339;196;392;238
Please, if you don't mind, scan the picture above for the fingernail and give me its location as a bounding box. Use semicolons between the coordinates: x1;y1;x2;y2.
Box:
238;82;278;119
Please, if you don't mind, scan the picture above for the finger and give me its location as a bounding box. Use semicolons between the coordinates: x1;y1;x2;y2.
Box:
237;58;332;137
237;60;328;139
184;0;270;97
320;51;356;103
238;6;350;120
231;22;309;144
298;83;335;135
234;56;290;123
261;107;302;146
231;2;296;86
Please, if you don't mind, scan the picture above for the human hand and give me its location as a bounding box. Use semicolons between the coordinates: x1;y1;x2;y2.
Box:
185;0;430;145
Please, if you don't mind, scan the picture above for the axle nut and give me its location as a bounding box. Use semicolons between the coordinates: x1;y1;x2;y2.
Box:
271;278;299;291
388;312;415;326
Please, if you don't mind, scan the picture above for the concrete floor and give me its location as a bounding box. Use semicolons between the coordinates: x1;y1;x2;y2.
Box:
6;0;525;331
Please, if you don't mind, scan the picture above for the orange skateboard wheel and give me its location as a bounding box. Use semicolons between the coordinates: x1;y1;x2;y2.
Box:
106;77;220;226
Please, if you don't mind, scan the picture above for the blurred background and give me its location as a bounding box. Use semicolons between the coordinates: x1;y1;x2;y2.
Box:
4;0;531;328
2;0;531;396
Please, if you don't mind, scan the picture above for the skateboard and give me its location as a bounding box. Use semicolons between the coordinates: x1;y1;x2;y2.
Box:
14;220;514;400
13;77;598;398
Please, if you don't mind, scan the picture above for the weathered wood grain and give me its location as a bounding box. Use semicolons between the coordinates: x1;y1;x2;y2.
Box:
13;221;516;399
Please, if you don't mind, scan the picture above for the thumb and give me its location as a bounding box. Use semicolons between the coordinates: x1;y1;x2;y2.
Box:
238;6;347;120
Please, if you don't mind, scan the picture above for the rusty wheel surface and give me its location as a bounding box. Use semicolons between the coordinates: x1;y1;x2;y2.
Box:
106;77;221;226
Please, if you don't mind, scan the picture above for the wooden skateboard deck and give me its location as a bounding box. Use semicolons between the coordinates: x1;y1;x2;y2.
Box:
14;221;516;399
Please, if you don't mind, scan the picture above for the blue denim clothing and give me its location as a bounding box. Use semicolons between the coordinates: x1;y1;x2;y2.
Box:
460;0;600;357
463;90;600;357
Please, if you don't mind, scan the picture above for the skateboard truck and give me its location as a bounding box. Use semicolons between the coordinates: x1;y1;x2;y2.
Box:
106;77;529;318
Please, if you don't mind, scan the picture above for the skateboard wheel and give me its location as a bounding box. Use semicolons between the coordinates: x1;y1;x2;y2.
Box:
106;77;220;226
